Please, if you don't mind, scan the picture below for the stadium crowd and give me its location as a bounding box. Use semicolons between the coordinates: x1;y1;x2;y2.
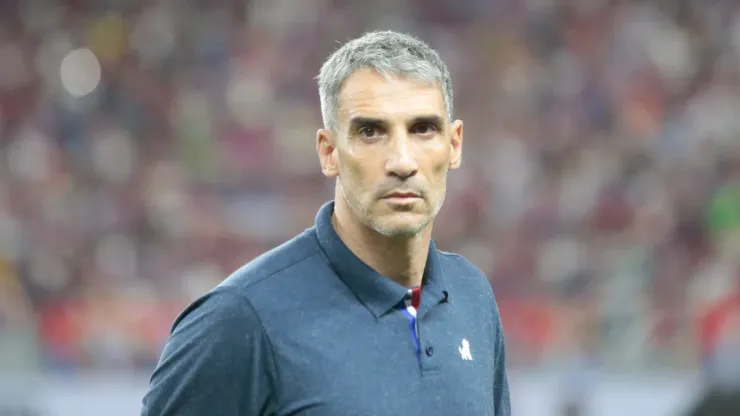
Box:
0;0;739;387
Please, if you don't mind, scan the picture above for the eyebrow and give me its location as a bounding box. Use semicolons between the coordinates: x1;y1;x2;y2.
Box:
411;115;445;129
347;115;445;130
348;116;387;130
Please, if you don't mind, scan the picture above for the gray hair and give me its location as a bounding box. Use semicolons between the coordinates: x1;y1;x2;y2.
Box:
317;31;454;132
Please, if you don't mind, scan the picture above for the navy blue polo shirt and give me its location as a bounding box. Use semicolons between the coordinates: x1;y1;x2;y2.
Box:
141;201;510;416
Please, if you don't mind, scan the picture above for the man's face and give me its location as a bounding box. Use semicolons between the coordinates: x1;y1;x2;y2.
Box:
317;69;463;237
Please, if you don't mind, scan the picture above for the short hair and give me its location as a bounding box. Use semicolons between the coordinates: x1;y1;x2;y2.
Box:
316;31;454;132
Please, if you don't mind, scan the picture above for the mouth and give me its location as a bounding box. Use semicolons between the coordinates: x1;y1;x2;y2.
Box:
382;192;421;201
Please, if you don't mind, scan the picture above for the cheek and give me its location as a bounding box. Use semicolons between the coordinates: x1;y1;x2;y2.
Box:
427;141;451;169
428;153;450;183
338;155;377;196
435;159;449;175
426;163;450;200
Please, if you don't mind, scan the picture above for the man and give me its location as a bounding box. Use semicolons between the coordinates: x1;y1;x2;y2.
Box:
141;30;510;416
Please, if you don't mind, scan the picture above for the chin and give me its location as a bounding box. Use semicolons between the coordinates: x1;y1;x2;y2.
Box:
369;213;430;238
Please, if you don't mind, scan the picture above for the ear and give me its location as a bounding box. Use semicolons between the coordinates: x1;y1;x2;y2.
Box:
448;119;463;170
317;129;339;177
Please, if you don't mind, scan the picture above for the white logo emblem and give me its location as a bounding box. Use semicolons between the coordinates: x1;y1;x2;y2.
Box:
459;338;473;361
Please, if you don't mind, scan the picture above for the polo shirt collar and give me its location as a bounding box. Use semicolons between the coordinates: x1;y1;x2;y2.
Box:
315;201;449;319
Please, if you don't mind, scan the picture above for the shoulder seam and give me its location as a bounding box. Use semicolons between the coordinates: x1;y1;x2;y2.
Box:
238;246;323;289
214;287;284;407
212;244;325;403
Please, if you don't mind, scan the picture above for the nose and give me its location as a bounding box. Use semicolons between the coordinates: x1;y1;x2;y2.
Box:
385;132;418;180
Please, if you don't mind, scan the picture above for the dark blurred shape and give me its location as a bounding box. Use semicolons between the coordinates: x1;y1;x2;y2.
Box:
560;401;584;416
686;389;740;416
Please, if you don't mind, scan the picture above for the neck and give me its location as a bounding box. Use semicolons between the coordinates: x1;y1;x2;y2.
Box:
332;197;431;288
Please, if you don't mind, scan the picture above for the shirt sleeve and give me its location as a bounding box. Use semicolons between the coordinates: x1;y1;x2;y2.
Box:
141;288;277;416
493;301;511;416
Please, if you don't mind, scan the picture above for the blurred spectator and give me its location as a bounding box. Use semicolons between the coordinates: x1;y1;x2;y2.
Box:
0;257;40;374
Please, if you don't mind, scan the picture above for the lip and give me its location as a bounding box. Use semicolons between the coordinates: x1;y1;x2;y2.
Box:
383;192;420;199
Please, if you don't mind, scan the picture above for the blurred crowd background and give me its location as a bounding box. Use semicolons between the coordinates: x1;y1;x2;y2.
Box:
1;0;740;413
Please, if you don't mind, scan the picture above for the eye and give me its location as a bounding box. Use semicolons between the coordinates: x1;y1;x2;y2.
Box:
358;125;382;139
411;122;439;136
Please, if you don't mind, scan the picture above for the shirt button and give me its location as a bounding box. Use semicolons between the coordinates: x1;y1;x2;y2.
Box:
425;345;434;357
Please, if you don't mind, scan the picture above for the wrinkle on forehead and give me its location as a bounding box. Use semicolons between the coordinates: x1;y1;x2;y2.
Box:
337;70;446;127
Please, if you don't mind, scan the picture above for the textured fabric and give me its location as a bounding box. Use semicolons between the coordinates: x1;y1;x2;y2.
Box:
141;201;510;416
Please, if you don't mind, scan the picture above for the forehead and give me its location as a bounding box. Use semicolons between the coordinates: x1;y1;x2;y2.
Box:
337;69;446;126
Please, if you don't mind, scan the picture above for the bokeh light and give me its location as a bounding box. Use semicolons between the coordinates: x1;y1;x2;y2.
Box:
59;48;101;97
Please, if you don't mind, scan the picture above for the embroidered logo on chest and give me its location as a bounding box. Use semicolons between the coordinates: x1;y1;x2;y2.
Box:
459;338;473;361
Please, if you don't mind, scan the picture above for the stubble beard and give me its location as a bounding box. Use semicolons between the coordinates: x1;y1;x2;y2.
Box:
341;183;446;239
